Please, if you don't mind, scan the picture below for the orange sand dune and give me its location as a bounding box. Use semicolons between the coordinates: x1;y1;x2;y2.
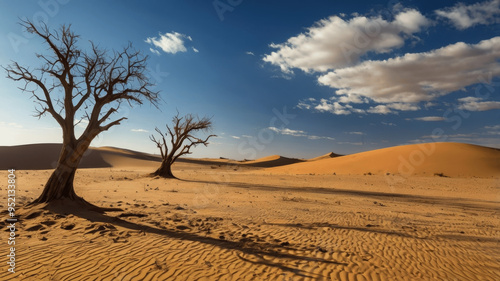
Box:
0;143;161;170
267;142;500;178
308;152;343;161
239;154;304;167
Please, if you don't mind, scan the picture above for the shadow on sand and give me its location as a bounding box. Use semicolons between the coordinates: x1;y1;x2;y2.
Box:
29;200;347;278
181;179;499;213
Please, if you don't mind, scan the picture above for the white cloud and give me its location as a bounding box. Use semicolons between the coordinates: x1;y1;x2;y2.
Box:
308;135;336;141
145;31;193;54
367;105;392;114
318;37;500;104
381;122;396;126
394;9;432;33
485;125;500;135
386;103;420;111
268;127;334;141
485;125;500;130
263;9;429;73
149;48;160;55
424;102;438;108
298;99;424;116
314;99;355;115
245;51;255;56
231;136;241;139
413;116;445;121
268;127;306;137
131;129;149;133
337;94;367;104
436;0;500;30
271;74;293;80
296;102;311;110
458;96;500;111
347;131;365;135
192;47;199;53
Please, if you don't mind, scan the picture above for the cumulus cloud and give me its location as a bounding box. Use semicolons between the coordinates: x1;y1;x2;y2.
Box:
318;37;500;104
268;127;334;140
146;32;193;54
263;9;429;73
245;51;255;56
458;96;500;111
314;99;354;115
436;0;500;29
413;116;445;121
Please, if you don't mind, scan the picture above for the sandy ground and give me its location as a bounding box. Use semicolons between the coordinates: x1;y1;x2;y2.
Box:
0;158;499;280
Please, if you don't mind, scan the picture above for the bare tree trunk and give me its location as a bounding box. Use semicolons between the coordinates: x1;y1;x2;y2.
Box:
32;142;86;203
153;159;176;178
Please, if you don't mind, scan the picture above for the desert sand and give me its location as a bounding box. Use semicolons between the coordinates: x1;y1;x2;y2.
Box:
0;142;499;280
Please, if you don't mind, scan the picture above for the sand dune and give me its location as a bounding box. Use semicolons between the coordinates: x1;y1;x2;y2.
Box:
267;142;500;178
308;152;343;161
238;154;304;167
0;144;302;171
0;143;161;170
2;142;499;178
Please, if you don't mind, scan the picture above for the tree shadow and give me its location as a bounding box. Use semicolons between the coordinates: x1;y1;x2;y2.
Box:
37;200;346;278
265;222;419;239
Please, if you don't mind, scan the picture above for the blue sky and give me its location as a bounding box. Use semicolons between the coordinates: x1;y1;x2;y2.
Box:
1;0;499;159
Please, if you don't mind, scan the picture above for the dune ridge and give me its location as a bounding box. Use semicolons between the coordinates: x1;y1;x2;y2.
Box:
0;143;161;170
267;142;500;178
238;154;304;167
308;152;343;161
2;142;499;178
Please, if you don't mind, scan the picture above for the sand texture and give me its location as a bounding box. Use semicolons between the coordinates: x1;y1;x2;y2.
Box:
0;142;498;280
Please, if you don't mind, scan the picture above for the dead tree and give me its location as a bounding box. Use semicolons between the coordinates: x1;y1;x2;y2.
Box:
4;20;159;208
150;113;215;178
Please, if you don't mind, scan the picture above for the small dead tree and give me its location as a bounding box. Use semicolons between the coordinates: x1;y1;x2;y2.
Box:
4;20;159;208
150;113;216;178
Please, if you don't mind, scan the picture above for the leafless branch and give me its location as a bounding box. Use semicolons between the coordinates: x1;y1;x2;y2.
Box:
4;19;160;148
150;112;216;178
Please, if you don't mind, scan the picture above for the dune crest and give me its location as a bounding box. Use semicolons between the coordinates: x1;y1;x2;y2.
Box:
267;142;500;178
0;143;161;170
240;155;304;167
308;152;343;161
